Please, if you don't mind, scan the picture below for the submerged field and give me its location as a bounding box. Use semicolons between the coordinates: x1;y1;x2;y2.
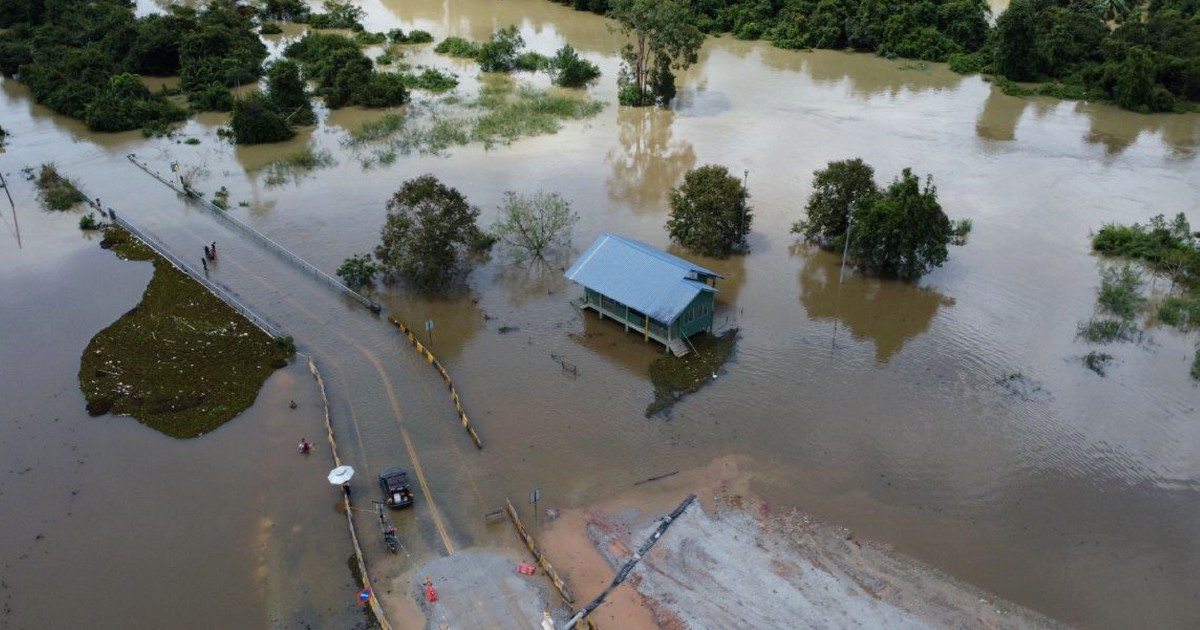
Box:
79;227;292;438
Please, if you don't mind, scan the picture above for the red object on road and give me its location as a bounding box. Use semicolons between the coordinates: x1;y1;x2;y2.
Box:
516;562;536;575
424;577;438;602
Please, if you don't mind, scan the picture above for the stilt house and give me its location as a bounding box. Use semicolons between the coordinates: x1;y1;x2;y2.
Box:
565;233;722;356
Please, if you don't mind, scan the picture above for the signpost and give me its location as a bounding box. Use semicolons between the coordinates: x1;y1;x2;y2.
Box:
529;487;541;526
424;318;435;349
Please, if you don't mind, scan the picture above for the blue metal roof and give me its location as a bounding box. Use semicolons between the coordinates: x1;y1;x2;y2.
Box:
564;233;722;323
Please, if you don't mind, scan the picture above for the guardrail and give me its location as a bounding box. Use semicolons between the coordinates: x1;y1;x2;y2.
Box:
308;357;394;630
506;498;574;605
126;153;383;315
389;317;483;449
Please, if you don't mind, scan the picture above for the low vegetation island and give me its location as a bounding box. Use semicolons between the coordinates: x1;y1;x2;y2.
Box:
80;227;294;438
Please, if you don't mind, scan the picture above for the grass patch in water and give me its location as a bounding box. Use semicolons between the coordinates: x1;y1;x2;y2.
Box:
348;113;406;144
346;82;602;158
1158;295;1200;329
1082;351;1113;376
33;162;85;210
263;148;336;186
79;227;292;438
470;82;604;149
1096;264;1145;320
1077;317;1140;344
646;330;738;417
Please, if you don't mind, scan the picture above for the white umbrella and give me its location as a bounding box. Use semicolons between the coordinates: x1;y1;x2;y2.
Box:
327;465;355;485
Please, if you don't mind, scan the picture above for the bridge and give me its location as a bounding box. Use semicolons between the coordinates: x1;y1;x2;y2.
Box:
70;156;558;628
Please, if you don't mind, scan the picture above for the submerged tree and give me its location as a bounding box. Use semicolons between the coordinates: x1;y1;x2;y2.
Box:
546;45;601;87
665;164;751;257
477;25;525;72
610;0;704;106
791;158;879;251
850;169;953;280
265;59;315;126
336;253;379;287
492;191;579;263
229;92;295;145
795;160;961;281
374;175;491;290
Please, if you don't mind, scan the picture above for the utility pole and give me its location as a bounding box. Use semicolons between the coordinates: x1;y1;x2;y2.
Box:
741;169;749;249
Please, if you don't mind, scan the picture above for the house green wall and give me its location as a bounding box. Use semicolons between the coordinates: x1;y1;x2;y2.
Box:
582;286;715;348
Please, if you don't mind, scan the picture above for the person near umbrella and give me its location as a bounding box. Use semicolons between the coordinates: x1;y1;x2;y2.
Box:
298;438;311;454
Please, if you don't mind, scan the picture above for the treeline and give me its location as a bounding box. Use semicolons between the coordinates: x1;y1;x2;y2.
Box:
965;0;1199;113
0;0;266;132
550;0;1197;113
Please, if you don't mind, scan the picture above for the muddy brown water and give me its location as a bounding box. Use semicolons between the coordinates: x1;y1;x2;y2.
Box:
3;0;1199;628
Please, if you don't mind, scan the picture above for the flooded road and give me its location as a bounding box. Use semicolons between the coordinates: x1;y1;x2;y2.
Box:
3;0;1199;628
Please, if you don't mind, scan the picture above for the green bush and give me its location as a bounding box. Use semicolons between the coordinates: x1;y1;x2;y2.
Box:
307;0;365;29
434;36;480;58
337;253;379;287
515;51;549;72
1159;295;1200;329
1096;264;1145;320
35;162;85;211
260;22;283;35
261;0;310;22
405;30;434;44
1077;317;1140;344
949;51;991;74
79;212;100;230
376;53;394;65
402;68;459;92
212;186;230;210
546;45;601;87
188;82;234;113
1082;351;1113;376
355;31;387;46
229;92;295;145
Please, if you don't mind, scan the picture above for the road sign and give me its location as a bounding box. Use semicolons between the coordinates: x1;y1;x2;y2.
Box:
357;587;372;606
529;488;541;504
424;319;435;331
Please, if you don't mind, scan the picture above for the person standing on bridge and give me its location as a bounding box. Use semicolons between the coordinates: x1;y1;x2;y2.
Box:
210;241;217;259
201;257;207;272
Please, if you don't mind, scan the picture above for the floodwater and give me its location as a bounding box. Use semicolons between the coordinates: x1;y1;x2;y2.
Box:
3;0;1199;628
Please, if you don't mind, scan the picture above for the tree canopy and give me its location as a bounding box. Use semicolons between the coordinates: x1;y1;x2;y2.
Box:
374;175;491;291
546;45;601;88
791;158;878;251
794;160;958;280
229;92;295;145
609;0;704;107
283;33;409;109
665;164;751;258
492;191;579;263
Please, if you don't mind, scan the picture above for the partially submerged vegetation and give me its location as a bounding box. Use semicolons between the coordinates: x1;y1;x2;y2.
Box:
31;162;84;210
347;81;604;163
1081;213;1200;379
647;330;738;417
80;226;293;438
262;148;336;187
793;159;967;281
0;0;265;132
552;0;1197;113
434;26;600;88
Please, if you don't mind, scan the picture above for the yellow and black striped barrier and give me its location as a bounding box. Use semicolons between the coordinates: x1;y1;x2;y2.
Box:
506;499;574;605
308;357;393;630
389;317;483;449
